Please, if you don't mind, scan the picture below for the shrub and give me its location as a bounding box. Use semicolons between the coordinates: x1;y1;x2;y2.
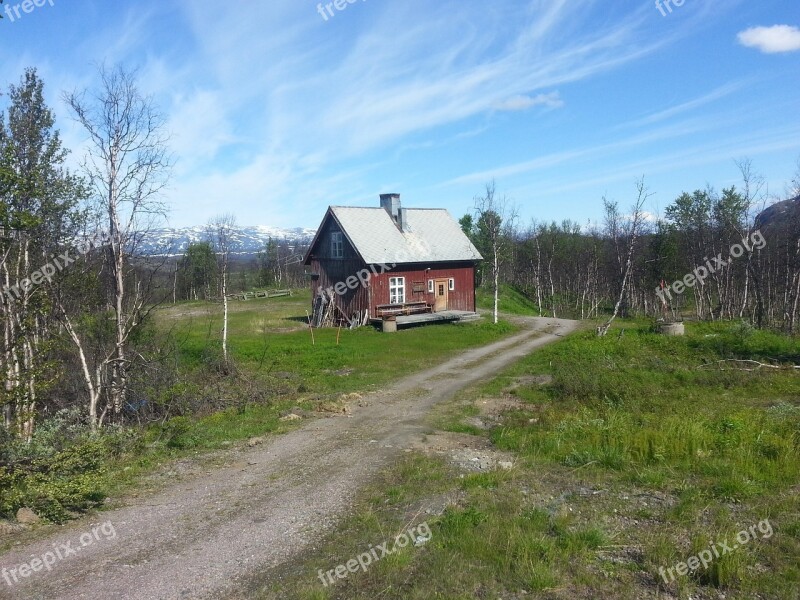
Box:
160;416;198;449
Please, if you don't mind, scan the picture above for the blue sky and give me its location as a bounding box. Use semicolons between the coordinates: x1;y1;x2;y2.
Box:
1;0;799;229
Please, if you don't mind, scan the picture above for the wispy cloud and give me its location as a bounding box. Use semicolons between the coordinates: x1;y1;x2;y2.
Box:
517;126;800;199
442;118;724;187
152;0;675;223
619;81;748;129
494;92;564;112
168;91;237;168
178;1;664;154
738;25;800;54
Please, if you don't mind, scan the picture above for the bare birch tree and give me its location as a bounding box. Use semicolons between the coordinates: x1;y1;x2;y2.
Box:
734;159;766;326
64;65;172;423
597;177;650;336
208;214;237;365
474;181;515;324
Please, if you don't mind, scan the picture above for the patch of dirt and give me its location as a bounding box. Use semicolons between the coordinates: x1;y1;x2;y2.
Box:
311;392;370;416
267;325;306;333
407;431;516;472
402;490;466;520
465;394;541;430
321;367;355;377
0;520;27;536
504;373;553;392
158;307;214;320
475;395;528;418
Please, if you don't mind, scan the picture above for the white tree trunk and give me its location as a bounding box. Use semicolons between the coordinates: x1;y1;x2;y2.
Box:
222;265;229;362
60;307;103;429
493;244;499;324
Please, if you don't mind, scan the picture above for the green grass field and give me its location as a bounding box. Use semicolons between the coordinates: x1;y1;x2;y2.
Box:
256;319;800;600
158;289;517;396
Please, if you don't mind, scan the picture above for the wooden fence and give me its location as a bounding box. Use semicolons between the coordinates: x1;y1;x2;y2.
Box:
226;289;293;301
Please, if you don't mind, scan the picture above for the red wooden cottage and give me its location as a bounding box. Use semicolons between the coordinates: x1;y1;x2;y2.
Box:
304;194;482;326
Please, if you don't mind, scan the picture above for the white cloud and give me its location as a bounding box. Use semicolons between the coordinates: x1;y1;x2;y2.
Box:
494;92;564;112
639;211;659;223
442;119;721;187
737;25;800;54
168;91;236;168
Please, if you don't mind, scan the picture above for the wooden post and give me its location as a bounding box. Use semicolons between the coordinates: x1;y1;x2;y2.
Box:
336;325;342;345
382;315;398;333
305;310;315;345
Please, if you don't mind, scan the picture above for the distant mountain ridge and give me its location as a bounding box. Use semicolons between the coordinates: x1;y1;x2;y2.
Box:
136;225;316;257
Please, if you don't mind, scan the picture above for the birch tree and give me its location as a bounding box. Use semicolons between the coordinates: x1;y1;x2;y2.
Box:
208;214;236;365
0;69;85;440
64;65;172;423
597;177;650;336
474;181;515;324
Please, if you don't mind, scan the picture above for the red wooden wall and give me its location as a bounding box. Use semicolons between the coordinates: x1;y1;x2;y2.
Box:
368;264;476;314
308;259;477;319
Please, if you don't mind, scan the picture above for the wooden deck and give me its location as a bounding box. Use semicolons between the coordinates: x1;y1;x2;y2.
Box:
371;310;481;328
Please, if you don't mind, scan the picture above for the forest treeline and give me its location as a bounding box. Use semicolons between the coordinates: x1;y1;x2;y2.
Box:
1;65;799;447
462;171;800;331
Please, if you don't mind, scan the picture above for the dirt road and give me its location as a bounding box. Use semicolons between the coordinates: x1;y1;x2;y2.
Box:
0;317;578;600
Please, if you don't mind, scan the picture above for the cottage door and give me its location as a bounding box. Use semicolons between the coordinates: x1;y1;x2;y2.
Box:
434;279;448;312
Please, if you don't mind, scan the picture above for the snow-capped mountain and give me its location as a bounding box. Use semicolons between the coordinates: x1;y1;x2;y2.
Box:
136;225;316;257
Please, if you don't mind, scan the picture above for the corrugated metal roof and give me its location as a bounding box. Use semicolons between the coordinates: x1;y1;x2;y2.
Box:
330;206;482;265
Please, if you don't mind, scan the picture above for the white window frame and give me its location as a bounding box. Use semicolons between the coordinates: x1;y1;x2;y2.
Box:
427;279;434;293
448;278;455;291
331;232;343;259
389;277;406;304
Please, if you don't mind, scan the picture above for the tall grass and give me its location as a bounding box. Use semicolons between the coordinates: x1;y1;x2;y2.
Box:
491;323;800;504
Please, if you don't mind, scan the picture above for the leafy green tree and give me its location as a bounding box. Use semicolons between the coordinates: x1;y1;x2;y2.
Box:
458;214;474;238
257;238;280;287
0;68;86;440
177;242;217;300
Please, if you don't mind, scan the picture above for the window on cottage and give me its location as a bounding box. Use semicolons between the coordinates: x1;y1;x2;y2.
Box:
389;277;405;304
427;279;434;293
331;232;343;258
449;278;455;291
